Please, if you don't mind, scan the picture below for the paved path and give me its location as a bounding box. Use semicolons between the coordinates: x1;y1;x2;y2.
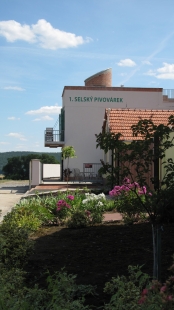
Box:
0;181;29;222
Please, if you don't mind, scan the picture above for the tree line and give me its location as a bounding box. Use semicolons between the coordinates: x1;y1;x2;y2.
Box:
0;151;61;174
2;153;61;180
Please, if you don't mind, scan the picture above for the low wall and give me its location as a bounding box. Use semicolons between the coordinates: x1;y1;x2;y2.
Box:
43;164;60;179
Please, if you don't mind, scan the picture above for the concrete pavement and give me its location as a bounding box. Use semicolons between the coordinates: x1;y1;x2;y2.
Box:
0;181;29;222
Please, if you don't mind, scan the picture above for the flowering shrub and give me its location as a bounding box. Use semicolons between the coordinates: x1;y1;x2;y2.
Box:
137;273;174;309
56;199;71;223
104;264;174;309
109;178;149;197
109;178;149;224
81;193;106;224
82;193;106;210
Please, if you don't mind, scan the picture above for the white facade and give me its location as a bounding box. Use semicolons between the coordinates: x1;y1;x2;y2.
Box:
62;87;174;172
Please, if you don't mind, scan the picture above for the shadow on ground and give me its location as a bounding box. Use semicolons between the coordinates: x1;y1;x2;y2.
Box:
0;185;29;193
25;222;174;308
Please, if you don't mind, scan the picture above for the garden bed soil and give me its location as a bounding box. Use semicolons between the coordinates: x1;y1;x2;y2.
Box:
26;221;174;308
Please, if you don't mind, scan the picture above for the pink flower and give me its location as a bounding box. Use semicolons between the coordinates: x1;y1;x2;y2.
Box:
142;186;147;194
121;185;130;192
109;188;121;196
138;296;146;304
67;195;74;200
148;192;152;196
114;186;121;190
57;200;65;206
138;186;147;195
57;199;71;209
160;285;167;293
142;288;148;296
85;210;91;216
127;183;135;189
167;295;173;301
123;177;130;184
109;190;113;196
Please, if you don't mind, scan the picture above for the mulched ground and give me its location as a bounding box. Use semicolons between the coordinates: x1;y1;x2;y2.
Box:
25;221;174;308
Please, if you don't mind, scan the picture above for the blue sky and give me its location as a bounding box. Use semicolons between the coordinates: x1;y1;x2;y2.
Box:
1;0;174;153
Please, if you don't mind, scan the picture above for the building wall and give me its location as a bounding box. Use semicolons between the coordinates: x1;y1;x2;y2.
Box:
161;132;174;182
62;87;166;171
84;68;112;87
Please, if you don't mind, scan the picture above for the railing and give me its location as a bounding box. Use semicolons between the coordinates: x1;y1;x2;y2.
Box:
45;128;64;146
163;89;174;99
82;163;103;182
68;163;104;183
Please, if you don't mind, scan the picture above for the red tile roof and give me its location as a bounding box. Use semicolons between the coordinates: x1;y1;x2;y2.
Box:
104;109;174;140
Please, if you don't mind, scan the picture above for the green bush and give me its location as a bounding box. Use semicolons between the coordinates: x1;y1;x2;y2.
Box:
104;264;174;309
46;269;95;309
0;267;95;310
115;191;147;224
18;196;57;224
0;223;34;268
104;265;149;309
66;210;90;228
2;207;42;232
0;267;32;309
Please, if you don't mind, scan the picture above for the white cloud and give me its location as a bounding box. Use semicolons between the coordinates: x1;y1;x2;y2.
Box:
32;19;89;49
142;60;152;65
0;19;90;50
145;70;156;76
0;141;10;145
117;59;136;67
3;86;25;91
32;118;41;122
156;62;174;79
8;116;20;120
145;62;174;80
0;20;35;42
15;144;27;150
7;132;27;141
33;116;54;121
26;105;61;115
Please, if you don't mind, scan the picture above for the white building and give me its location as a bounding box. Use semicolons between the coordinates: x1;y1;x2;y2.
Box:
45;68;174;177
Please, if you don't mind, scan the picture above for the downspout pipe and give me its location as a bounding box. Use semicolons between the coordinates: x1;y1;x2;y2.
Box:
154;134;159;191
111;149;114;190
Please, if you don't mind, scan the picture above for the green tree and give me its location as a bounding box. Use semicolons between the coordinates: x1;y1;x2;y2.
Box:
96;115;174;280
62;146;76;185
2;154;59;180
0;151;61;173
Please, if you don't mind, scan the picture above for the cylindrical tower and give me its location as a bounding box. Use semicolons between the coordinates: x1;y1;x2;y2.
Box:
84;68;112;87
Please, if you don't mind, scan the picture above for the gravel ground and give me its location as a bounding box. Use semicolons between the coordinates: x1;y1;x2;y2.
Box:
0;180;29;188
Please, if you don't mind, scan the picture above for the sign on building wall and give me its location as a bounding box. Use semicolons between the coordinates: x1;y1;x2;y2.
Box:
69;96;123;103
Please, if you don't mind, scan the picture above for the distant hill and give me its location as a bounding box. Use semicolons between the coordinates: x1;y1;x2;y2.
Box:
0;151;62;174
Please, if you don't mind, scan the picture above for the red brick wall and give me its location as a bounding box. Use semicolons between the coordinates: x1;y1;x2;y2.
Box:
85;68;112;87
